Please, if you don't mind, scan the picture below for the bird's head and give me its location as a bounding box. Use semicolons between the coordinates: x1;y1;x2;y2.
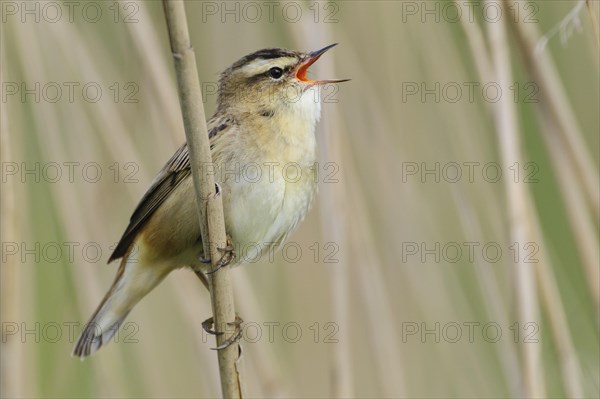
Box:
216;44;349;120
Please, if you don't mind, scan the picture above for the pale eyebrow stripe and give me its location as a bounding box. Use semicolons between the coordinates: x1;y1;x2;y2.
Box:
241;57;297;76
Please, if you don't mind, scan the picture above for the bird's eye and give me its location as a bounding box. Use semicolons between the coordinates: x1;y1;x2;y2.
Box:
268;67;284;79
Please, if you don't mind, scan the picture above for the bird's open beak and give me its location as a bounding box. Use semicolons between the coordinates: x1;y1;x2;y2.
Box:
295;43;351;85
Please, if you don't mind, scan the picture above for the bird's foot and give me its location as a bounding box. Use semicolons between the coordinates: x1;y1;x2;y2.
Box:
202;315;244;350
202;316;222;336
206;235;235;275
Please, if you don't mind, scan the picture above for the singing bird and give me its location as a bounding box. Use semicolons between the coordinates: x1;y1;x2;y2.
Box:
73;44;348;358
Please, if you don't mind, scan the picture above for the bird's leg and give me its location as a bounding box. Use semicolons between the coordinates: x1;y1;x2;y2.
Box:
198;255;211;264
192;248;211;290
198;232;240;348
193;270;210;290
206;235;235;275
201;314;244;350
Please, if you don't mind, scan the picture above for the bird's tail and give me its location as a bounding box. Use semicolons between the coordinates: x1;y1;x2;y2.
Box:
72;253;171;359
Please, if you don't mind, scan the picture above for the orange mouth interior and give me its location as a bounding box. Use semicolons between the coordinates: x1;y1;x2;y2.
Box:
295;54;324;83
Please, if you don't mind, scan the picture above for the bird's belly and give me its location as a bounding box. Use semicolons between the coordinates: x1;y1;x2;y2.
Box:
222;166;317;264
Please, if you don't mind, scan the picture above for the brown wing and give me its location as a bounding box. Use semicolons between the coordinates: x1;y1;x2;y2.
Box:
108;143;191;263
108;116;233;263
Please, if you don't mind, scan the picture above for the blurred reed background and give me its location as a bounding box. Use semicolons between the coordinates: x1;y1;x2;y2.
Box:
1;0;598;397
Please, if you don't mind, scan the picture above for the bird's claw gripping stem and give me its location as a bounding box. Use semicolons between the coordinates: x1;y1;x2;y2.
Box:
202;315;244;350
206;236;235;275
